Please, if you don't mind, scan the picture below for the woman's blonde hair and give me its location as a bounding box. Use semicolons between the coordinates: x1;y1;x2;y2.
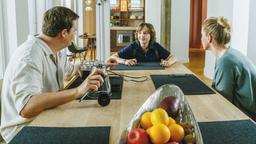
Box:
135;23;156;42
202;16;231;45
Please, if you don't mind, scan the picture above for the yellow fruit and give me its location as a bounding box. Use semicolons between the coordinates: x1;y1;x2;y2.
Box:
140;112;153;129
151;108;169;125
168;117;176;126
168;123;185;142
147;123;171;144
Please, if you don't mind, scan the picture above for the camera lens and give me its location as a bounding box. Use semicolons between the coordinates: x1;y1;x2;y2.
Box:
98;93;110;106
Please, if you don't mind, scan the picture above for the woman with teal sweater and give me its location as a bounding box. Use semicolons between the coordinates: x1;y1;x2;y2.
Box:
201;16;256;120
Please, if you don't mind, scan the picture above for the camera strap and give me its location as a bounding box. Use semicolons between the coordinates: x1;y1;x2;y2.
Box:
107;70;148;82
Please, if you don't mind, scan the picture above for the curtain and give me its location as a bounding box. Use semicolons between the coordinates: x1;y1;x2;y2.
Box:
189;0;207;49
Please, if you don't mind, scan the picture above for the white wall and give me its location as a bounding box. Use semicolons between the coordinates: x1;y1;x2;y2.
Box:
231;0;250;55
28;0;37;35
16;0;29;45
3;0;18;65
35;1;52;34
0;0;19;78
0;0;5;78
96;0;110;61
204;0;234;79
171;0;190;62
247;0;256;65
76;0;84;46
145;0;190;62
145;0;162;43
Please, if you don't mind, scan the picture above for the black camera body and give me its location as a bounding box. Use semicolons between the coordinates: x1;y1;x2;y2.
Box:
80;61;111;106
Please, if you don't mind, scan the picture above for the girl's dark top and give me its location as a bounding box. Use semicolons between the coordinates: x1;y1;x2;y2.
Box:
117;41;170;62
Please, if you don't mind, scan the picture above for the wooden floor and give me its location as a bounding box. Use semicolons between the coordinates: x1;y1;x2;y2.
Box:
184;49;213;86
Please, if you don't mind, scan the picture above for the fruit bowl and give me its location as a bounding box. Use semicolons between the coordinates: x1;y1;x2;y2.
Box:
119;84;203;144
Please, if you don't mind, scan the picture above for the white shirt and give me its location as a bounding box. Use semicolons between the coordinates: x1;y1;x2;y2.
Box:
0;35;78;143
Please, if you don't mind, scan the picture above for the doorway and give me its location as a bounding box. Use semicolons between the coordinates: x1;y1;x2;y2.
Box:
81;0;97;60
189;0;207;49
185;0;211;85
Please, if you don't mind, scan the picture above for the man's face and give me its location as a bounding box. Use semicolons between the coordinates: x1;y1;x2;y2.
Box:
64;20;78;47
138;26;151;46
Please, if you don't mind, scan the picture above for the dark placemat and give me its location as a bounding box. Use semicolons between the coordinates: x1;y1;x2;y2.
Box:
111;62;164;70
199;120;256;144
67;76;123;99
10;126;110;144
150;74;215;95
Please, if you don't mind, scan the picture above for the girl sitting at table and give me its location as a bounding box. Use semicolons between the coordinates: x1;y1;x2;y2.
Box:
201;16;256;120
110;22;177;67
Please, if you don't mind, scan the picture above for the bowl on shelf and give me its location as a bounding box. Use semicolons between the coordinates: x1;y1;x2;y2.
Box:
137;16;143;19
129;15;136;19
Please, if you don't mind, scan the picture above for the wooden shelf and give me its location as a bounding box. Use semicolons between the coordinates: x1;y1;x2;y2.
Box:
110;0;145;51
128;7;144;11
110;0;145;27
111;18;144;21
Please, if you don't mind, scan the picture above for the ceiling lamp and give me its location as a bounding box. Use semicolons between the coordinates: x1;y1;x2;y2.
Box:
85;0;93;12
85;0;92;6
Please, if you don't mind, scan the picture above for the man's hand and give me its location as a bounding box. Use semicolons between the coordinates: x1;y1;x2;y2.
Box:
76;69;107;98
124;58;137;66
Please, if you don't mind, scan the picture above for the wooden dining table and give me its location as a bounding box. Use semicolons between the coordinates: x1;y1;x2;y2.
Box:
29;62;249;144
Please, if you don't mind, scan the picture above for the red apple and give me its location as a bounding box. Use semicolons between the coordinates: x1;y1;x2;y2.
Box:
159;96;180;118
127;128;149;144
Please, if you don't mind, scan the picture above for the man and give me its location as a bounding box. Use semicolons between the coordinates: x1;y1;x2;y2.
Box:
0;6;116;143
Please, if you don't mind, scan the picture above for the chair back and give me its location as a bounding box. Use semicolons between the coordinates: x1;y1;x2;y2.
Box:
68;42;78;53
68;42;86;53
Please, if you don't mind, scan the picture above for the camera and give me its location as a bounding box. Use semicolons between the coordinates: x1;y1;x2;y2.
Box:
79;60;111;106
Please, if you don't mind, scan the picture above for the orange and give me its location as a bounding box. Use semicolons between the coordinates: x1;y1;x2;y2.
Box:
140;112;153;129
168;117;176;126
151;108;169;125
147;123;171;144
168;123;185;142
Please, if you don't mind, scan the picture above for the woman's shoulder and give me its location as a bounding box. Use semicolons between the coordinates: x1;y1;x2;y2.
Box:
224;48;245;62
218;48;245;68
